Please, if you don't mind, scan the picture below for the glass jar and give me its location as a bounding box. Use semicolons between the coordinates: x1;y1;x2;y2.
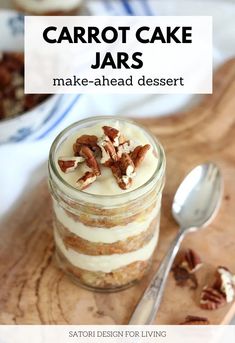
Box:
48;116;166;292
14;0;84;15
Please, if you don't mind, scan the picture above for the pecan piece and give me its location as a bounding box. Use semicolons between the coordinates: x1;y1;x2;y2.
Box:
172;265;198;289
181;249;202;273
73;135;98;156
130;144;151;168
98;135;118;166
0;66;11;88
58;156;84;173
76;135;98;148
73;142;81;156
213;266;235;303
76;171;96;190
102;126;125;147
119;153;136;178
79;145;101;176
110;153;136;190
180;315;210;325
116;140;137;158
200;286;226;310
3;52;24;72
110;163;132;190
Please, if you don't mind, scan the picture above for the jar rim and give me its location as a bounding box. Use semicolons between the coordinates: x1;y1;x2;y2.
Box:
49;116;166;203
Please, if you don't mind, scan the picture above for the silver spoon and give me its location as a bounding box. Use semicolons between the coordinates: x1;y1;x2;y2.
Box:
129;162;223;325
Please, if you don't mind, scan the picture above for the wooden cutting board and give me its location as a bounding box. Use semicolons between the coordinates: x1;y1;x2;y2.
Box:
0;59;235;325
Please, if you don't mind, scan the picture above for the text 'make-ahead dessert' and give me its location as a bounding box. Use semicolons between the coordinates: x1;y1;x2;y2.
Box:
49;117;166;291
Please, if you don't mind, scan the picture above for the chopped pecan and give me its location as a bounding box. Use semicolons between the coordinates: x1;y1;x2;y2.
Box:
58;156;84;173
181;249;202;273
60;123;154;191
102;126;126;147
76;135;98;148
130;144;151;168
98;135;118;166
110;153;136;190
172;265;198;289
3;52;24;72
73;135;98;156
103;126;119;143
110;163;132;190
0;66;11;88
116;140;137;158
76;171;96;190
73;142;82;156
180;315;210;325
200;286;226;310
79;145;101;176
213;266;235;303
119;153;136;178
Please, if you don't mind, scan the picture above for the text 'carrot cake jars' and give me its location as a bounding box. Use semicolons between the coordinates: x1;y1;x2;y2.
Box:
48;116;166;291
14;0;83;15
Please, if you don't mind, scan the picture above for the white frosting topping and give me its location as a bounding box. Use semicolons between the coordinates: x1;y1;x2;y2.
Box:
53;199;160;243
15;0;82;12
56;121;158;196
54;228;159;273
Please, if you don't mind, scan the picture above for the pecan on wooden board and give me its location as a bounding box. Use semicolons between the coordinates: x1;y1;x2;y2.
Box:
200;286;226;310
213;266;235;303
172;265;198;289
180;315;210;325
181;249;203;273
172;248;202;289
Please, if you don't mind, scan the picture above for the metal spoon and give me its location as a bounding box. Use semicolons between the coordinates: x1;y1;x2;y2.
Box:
129;162;223;325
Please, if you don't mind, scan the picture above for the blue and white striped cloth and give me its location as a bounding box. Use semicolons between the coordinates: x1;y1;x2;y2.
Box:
89;0;154;16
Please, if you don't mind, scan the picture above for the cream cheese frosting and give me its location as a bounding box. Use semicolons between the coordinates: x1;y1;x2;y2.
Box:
56;121;158;196
53;198;161;243
15;0;82;13
54;227;159;273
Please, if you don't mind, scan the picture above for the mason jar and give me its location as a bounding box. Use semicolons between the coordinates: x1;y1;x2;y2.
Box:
14;0;84;15
48;116;166;292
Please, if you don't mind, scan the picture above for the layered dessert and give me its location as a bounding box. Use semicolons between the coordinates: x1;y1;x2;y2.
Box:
0;52;48;120
14;0;83;15
49;117;165;291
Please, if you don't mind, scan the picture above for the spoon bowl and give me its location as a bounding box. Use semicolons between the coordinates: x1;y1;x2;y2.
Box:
172;162;223;230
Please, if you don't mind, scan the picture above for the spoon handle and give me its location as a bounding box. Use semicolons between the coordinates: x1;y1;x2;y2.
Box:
129;229;185;325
